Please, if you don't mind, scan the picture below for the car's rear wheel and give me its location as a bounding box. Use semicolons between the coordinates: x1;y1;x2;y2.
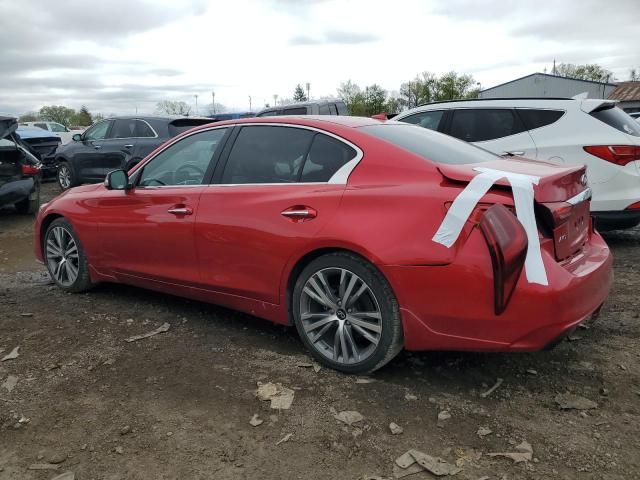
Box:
292;252;403;374
14;185;40;215
44;218;93;292
57;161;76;190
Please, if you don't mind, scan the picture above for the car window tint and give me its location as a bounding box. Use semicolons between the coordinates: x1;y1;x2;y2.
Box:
34;123;48;130
450;109;524;142
84;121;111;141
257;110;280;117
282;107;307;115
590;106;640;137
50;123;67;133
221;126;314;184
360;123;499;165
138;128;227;187
110;119;137;139
135;120;155;138
517;109;564;130
318;104;330;115
399;111;444;131
300;134;357;182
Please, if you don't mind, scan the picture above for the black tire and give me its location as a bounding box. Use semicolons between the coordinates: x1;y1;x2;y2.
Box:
44;218;94;293
14;185;40;215
57;160;77;190
292;252;403;374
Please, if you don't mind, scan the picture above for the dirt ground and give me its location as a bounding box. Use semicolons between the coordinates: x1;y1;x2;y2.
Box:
1;182;639;480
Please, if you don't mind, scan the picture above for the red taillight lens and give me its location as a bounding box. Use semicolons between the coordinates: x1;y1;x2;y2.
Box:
627;201;640;210
21;164;41;176
479;204;528;315
583;145;640;166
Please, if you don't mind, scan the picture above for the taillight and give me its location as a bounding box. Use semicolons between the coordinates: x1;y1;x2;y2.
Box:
583;145;640;166
627;201;640;210
479;204;528;315
21;164;41;176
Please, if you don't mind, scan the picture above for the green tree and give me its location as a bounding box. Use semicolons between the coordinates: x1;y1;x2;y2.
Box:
155;100;191;116
39;105;76;126
293;84;308;102
337;80;363;115
71;105;93;126
555;63;612;82
19;112;39;122
630;69;639;81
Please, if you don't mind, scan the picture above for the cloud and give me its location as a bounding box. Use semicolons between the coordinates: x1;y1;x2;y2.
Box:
289;30;379;46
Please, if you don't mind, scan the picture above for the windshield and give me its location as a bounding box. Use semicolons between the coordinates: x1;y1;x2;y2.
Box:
360;123;500;165
590;106;640;137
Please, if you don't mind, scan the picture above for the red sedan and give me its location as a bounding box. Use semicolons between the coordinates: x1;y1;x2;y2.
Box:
34;116;613;373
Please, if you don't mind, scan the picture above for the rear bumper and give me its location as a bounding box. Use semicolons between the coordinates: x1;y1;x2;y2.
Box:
382;230;613;352
592;209;640;231
0;178;36;208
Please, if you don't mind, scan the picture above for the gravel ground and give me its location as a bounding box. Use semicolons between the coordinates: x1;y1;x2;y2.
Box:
0;182;639;479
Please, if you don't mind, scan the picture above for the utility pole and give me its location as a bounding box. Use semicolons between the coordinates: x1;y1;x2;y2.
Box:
248;95;252;112
194;94;199;115
212;91;215;114
273;94;278;107
305;82;310;101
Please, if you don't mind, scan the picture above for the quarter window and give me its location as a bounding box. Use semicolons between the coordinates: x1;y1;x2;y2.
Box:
399;110;444;131
138;128;227;187
517;109;564;130
83;120;111;141
221;126;314;184
134;120;156;138
450;109;525;142
300;134;357;182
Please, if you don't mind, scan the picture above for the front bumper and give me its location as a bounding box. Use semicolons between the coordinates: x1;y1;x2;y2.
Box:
382;229;613;352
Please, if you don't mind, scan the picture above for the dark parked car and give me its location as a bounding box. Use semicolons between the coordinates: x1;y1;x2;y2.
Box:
255;100;348;117
54;116;214;190
16;126;62;178
0;117;42;214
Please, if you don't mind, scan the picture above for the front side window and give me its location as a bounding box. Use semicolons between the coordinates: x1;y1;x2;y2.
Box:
110;119;137;139
221;126;314;184
50;123;68;133
399;110;444;131
84;120;111;141
450;109;525;142
138;128;227;187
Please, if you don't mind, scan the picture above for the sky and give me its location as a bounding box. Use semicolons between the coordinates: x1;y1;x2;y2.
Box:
1;0;638;116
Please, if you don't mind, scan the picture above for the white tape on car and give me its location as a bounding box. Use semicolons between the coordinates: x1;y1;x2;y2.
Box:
433;168;548;286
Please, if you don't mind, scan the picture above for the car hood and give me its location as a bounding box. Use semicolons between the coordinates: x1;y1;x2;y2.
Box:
0;116;18;140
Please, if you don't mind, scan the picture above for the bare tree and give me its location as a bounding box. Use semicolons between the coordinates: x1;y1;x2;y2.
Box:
155;100;192;116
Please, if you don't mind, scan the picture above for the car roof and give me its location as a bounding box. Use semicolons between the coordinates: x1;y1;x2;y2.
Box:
105;115;213;123
186;115;381;131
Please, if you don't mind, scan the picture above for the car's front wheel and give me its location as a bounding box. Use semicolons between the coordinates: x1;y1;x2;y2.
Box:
44;218;93;292
292;252;403;374
57;161;77;190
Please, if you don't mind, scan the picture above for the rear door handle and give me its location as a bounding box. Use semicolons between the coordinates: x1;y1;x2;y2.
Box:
281;206;317;222
167;206;193;215
501;151;524;156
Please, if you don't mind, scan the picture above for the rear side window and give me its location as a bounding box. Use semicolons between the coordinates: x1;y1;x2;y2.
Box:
221;126;314;184
517;109;564;130
168;119;215;137
450;109;525;142
282;107;308;115
134;120;155;138
300;134;357;182
360;123;499;165
50;123;67;133
34;123;48;130
256;110;280;117
590;106;640;137
399;110;444;131
110;119;137;139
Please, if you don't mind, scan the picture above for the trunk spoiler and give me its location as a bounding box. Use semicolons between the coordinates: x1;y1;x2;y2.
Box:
579;99;617;114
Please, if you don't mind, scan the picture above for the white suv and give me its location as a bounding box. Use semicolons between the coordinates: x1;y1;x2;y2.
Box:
393;98;640;230
21;121;75;144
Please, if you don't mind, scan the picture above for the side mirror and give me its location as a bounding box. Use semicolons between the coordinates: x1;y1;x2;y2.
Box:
104;169;130;190
72;133;82;142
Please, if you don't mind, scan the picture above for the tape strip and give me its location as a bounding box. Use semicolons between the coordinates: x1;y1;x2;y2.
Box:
432;167;548;286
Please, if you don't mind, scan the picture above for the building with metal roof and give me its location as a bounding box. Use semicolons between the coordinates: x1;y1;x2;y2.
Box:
608;81;640;113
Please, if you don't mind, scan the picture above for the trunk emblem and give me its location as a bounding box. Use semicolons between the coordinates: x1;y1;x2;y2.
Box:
580;174;588;186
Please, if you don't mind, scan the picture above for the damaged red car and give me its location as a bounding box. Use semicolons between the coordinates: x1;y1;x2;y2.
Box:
34;116;613;373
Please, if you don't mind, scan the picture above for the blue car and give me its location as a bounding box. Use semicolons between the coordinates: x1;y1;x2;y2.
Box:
16;126;62;178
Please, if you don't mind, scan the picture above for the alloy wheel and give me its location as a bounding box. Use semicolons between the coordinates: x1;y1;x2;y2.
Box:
299;267;383;365
58;165;71;189
46;226;80;286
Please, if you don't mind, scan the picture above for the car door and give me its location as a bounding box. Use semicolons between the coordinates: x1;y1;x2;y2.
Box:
73;120;113;181
195;124;359;304
100;118;138;175
447;108;537;159
94;127;230;287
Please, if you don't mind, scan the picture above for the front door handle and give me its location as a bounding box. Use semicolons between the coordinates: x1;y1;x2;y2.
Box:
281;205;317;222
167;206;193;215
501;151;524;157
124;144;134;149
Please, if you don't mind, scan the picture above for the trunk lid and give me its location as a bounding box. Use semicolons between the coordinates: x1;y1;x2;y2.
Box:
438;158;590;261
0;116;18;140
